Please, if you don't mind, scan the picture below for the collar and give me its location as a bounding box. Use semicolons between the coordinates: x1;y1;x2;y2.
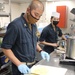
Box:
20;13;36;28
20;13;28;27
50;23;57;28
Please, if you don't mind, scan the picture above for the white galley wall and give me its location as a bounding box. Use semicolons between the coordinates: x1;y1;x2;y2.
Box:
11;3;21;21
0;3;10;28
0;2;21;28
45;0;75;34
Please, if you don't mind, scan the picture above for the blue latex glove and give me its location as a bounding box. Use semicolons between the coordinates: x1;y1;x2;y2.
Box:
18;64;30;74
65;35;69;39
41;51;50;62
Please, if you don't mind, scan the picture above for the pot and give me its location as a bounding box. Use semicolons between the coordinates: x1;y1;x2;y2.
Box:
66;36;75;59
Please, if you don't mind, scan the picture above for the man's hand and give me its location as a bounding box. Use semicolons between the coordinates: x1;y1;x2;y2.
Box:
52;43;58;47
18;64;30;74
41;51;50;62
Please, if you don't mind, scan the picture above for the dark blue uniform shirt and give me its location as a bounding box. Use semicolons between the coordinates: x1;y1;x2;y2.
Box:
39;24;63;54
1;13;37;62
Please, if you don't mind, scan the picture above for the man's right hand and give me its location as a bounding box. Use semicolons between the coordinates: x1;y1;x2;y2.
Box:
18;64;30;74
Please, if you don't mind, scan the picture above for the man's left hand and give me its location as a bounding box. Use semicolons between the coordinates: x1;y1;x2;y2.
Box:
40;51;50;62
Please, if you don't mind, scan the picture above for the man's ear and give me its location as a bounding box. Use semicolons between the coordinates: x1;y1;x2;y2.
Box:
27;7;30;13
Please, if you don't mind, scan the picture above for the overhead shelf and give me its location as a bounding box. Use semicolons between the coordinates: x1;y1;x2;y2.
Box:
0;11;9;17
0;0;11;17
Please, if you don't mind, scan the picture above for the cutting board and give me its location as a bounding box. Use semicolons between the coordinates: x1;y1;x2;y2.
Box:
31;65;67;75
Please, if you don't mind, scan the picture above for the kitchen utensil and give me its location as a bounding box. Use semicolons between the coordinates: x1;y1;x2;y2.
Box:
66;36;75;59
58;40;66;48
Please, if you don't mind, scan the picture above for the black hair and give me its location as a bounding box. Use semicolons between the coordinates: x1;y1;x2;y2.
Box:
51;16;54;20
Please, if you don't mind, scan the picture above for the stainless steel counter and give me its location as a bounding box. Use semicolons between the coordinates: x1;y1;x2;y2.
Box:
36;51;75;75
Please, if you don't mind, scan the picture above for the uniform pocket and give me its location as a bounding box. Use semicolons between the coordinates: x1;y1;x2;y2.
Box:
22;39;27;44
21;39;29;55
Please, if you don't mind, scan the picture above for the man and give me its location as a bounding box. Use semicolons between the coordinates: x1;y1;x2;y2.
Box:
1;0;50;75
39;12;66;54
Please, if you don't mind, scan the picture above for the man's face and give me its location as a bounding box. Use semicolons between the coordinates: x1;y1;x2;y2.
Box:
30;8;43;20
27;7;43;24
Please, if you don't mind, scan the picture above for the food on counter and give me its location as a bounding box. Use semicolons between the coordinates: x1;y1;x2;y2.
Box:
31;65;67;75
57;46;65;51
31;65;49;75
55;46;66;54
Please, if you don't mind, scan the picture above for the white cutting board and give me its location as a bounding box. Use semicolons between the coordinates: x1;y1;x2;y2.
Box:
31;65;67;75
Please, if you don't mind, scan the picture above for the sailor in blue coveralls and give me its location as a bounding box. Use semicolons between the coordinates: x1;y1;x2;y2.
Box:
39;12;66;54
1;0;50;75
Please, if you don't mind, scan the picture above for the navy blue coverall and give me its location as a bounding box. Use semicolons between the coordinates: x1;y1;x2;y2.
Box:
1;13;38;75
39;24;63;54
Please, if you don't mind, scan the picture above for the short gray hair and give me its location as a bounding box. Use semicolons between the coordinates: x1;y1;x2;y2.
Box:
29;0;44;11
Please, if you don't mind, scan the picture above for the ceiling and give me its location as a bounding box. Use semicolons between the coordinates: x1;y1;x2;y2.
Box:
10;0;75;3
11;0;50;3
2;0;75;4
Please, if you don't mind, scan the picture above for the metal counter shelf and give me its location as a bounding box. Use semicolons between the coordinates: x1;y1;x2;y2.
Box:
0;62;11;70
0;48;2;53
0;62;11;75
35;51;75;75
0;30;6;37
0;67;10;75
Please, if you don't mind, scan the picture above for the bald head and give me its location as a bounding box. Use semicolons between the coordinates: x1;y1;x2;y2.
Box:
29;0;44;11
